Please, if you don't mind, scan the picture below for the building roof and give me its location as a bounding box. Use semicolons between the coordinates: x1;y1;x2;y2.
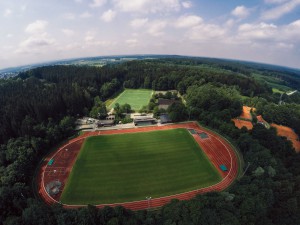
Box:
97;120;114;125
133;117;156;123
158;98;179;106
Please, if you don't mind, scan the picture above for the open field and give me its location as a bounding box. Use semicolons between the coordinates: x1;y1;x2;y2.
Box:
239;106;254;120
271;123;300;152
272;88;285;94
108;89;153;111
60;129;221;205
232;119;253;130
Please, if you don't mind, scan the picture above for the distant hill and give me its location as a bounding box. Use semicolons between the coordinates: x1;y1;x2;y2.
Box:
1;55;299;82
0;55;179;78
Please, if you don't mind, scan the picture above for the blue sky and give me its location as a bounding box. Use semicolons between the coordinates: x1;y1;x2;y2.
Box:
1;0;300;69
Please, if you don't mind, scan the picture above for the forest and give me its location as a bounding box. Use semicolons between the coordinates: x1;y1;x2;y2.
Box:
0;57;300;225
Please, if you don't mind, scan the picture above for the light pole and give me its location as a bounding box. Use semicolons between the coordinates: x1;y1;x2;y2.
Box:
146;196;152;210
241;162;251;178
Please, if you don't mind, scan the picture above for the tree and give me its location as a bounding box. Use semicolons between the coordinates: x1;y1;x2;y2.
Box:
144;76;151;88
121;103;131;114
148;102;156;111
186;84;242;121
153;106;160;117
22;199;54;225
59;116;75;136
89;96;107;119
167;102;187;122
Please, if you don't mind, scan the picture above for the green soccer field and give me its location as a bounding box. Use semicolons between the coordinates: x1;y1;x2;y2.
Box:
60;129;221;205
108;89;153;111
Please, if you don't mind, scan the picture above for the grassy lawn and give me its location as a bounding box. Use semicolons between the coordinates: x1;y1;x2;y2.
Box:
105;98;115;108
60;129;221;205
272;88;285;94
108;89;153;111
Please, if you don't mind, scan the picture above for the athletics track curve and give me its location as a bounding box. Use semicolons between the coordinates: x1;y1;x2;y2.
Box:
37;122;239;210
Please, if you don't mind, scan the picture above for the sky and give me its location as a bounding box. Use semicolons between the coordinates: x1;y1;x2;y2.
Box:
0;0;300;69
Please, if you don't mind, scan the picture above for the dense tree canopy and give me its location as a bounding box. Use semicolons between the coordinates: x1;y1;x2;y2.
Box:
186;84;242;120
89;97;108;119
0;58;300;225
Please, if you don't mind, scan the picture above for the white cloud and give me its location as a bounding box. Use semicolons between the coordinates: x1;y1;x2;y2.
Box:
63;43;81;51
114;0;181;13
282;19;300;40
238;23;278;40
62;29;75;36
276;42;294;49
90;0;107;8
84;33;116;47
80;11;92;18
182;1;192;8
175;15;202;28
85;36;94;42
126;39;138;47
264;0;289;4
21;5;27;12
261;0;300;20
84;31;117;47
225;19;236;27
187;23;226;41
63;13;76;20
25;20;48;34
75;0;83;3
4;9;12;17
85;32;96;42
148;20;167;36
101;9;116;22
17;32;56;54
20;35;55;48
231;5;250;18
130;18;148;28
235;20;300;47
6;34;13;38
287;19;300;29
19;21;56;54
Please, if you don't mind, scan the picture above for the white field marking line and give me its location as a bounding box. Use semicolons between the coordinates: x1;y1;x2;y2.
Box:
203;126;243;178
55;124;237;208
137;90;153;110
45;166;66;169
206;137;231;166
107;89;127;109
196;131;233;180
45;170;65;174
199;137;225;171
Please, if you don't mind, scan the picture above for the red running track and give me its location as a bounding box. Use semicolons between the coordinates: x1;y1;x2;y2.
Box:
37;122;239;210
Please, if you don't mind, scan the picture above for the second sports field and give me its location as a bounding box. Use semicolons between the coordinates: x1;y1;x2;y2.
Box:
108;89;153;111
